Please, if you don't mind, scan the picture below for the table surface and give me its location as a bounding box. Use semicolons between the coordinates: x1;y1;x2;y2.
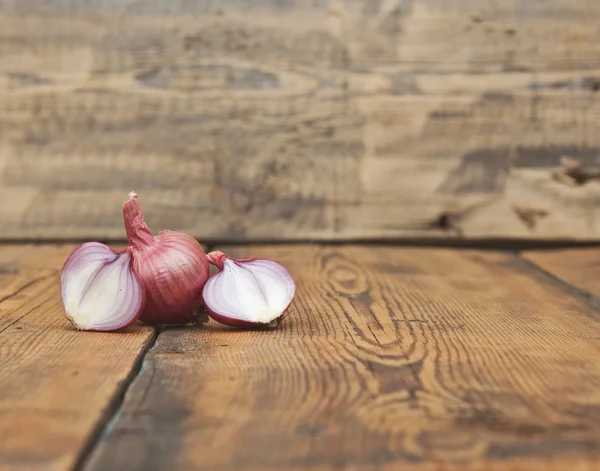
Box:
1;244;599;471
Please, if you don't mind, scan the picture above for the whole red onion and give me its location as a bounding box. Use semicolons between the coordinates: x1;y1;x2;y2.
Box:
122;192;210;325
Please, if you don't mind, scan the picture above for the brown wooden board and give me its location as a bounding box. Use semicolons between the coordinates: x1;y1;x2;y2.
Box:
0;244;155;471
85;245;600;471
2;1;600;241
523;248;600;299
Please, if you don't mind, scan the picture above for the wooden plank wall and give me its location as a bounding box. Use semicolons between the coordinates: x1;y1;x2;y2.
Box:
2;0;600;241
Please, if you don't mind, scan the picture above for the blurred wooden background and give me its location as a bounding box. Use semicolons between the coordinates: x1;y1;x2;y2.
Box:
1;0;600;241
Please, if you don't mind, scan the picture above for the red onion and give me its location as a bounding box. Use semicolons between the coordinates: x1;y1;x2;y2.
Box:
60;242;145;331
123;192;210;325
202;251;296;328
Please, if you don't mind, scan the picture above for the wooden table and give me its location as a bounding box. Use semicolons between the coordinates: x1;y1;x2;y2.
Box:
1;244;599;471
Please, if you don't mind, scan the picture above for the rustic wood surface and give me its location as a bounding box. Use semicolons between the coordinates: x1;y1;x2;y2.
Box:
0;244;155;471
2;1;600;241
524;248;600;300
82;245;600;471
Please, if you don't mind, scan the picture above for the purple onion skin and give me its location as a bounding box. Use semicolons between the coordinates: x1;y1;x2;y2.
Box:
204;302;290;329
129;231;209;325
60;242;146;332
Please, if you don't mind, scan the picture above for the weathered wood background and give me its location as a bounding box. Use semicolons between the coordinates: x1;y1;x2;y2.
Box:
2;0;600;241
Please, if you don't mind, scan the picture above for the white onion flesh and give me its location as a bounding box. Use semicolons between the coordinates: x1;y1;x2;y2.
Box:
60;242;144;331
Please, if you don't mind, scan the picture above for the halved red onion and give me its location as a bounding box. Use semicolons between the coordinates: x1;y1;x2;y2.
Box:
202;251;296;328
60;242;145;331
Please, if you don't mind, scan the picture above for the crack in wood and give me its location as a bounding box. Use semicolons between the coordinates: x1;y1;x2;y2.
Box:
72;328;159;471
551;156;600;186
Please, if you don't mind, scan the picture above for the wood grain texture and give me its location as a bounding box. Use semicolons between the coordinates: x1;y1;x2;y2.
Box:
523;248;600;299
85;245;600;471
2;1;600;240
0;244;155;471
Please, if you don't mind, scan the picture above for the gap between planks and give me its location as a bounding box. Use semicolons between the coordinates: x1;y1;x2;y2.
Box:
517;256;600;311
2;238;600;251
71;328;159;471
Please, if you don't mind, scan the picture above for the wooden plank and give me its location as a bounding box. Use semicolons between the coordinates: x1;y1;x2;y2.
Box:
85;245;600;471
523;248;600;299
0;244;155;471
2;2;600;241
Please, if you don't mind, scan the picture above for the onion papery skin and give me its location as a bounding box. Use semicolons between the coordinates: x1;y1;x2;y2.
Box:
130;231;210;325
123;193;210;325
60;242;145;332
